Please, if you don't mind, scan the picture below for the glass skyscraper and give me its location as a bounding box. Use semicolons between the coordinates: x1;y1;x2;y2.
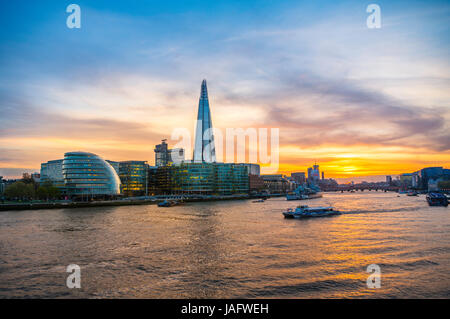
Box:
193;79;216;163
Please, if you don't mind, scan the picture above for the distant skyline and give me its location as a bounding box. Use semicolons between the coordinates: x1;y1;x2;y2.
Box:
1;0;449;179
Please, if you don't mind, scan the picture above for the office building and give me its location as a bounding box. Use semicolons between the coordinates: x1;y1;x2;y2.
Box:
386;175;392;185
63;152;121;198
307;164;320;184
215;163;249;195
418;167;450;190
106;160;120;175
411;172;420;188
399;173;413;188
119;161;148;197
31;172;40;183
261;174;293;194
171;162;216;195
147;166;158;196
157;162;249;195
193;79;216;163
291;172;306;185
242;163;260;176
0;176;4;195
40;159;65;188
249;174;265;192
154;139;185;166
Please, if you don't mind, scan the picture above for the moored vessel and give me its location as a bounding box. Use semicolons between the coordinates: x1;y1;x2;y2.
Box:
252;199;266;203
283;205;341;219
286;184;322;201
426;193;448;207
158;200;181;207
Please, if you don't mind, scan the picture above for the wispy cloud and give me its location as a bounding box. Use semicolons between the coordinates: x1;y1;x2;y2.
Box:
0;0;449;178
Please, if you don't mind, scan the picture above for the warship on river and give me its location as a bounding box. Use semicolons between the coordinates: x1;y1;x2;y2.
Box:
286;184;323;201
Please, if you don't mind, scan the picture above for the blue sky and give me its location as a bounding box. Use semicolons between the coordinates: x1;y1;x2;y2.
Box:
0;0;449;179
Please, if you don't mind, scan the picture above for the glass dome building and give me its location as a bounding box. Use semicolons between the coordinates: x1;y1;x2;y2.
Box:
63;152;121;198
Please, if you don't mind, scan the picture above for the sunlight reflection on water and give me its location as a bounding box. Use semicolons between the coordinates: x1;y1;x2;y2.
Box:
0;192;449;298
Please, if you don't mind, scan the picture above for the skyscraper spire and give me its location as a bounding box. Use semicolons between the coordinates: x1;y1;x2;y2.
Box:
193;79;216;163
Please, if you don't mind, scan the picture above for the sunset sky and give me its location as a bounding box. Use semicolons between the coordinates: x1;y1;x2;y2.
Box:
0;0;449;180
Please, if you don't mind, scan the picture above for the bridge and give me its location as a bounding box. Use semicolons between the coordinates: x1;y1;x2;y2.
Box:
321;185;401;192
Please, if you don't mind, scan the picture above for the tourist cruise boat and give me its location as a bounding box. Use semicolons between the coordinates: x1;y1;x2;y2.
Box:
282;205;341;219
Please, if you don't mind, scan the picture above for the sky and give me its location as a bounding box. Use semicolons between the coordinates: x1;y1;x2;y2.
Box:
0;0;449;180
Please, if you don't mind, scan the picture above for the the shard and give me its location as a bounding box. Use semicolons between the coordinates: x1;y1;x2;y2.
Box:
193;79;216;163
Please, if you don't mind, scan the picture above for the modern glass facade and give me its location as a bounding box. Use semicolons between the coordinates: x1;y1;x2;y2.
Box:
416;167;450;190
193;79;216;163
106;160;120;175
160;162;249;195
119;161;148;197
62;152;121;197
215;163;249;195
171;162;216;194
40;159;64;185
155;165;173;194
0;176;5;195
147;166;158;195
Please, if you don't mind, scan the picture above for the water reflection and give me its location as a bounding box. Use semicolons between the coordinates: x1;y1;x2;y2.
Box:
0;192;449;298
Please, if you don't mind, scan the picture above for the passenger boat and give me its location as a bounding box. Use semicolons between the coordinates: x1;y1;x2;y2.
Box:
282;205;341;219
426;193;448;207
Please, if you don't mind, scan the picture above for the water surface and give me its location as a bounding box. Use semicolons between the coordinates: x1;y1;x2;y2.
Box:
0;192;449;298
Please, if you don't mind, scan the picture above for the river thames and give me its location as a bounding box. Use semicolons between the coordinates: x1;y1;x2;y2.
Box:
0;192;449;298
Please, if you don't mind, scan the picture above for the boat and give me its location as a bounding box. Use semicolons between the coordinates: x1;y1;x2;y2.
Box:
158;200;179;207
286;184;322;201
286;193;309;200
287;192;323;200
252;199;265;203
282;205;341;219
426;193;448;207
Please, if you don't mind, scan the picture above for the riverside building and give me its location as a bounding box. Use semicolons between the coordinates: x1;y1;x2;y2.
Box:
0;176;4;196
156;79;250;195
159;162;249;195
193;79;216;163
40;159;65;189
119;161;149;197
154;139;185;167
62;152;121;199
